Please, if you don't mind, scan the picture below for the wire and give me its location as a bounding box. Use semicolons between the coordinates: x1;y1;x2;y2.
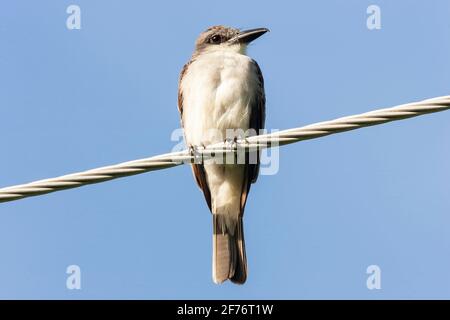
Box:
1;95;449;203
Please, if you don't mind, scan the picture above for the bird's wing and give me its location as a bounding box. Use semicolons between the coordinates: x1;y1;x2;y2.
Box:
178;60;212;211
177;61;191;118
240;59;266;213
247;59;266;184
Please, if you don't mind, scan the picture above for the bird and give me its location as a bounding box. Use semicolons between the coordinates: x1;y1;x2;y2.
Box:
178;25;268;284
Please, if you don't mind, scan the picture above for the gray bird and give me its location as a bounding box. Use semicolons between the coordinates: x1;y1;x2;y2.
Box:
178;25;268;284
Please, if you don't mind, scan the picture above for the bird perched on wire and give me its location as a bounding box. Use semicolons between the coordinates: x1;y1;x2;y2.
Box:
178;25;268;284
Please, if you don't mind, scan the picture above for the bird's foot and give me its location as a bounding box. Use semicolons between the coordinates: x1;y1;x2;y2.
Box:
223;138;238;164
188;144;204;164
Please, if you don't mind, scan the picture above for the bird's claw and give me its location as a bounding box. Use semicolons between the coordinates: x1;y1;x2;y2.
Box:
188;144;204;164
223;138;238;151
223;138;239;164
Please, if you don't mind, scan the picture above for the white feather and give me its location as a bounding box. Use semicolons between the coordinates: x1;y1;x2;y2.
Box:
180;45;259;219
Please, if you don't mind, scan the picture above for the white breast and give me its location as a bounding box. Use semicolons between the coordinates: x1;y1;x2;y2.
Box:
180;49;259;147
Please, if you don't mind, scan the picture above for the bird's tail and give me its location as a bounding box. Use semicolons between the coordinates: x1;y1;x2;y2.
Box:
212;214;247;284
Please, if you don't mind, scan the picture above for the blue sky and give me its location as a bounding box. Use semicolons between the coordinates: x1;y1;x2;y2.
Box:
1;0;450;299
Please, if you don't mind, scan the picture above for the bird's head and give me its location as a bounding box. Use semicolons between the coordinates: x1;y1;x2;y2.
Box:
194;25;269;55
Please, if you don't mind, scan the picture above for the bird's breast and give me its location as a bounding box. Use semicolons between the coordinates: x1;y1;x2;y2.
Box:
181;52;259;146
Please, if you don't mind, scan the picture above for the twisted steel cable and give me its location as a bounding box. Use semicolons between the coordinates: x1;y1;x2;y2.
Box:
1;95;449;203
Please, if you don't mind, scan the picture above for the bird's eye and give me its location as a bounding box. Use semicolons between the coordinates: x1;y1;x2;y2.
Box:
209;35;222;44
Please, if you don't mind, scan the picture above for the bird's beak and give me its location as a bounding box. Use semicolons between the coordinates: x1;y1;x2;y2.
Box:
228;28;270;44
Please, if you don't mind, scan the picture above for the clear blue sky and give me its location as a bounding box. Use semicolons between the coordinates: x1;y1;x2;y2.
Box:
1;0;450;299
